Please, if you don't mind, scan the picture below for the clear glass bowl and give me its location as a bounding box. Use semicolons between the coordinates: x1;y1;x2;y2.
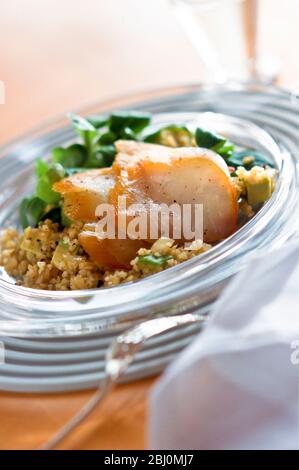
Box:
0;82;298;337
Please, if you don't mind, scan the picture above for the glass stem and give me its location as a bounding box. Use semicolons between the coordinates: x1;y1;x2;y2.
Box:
242;0;258;79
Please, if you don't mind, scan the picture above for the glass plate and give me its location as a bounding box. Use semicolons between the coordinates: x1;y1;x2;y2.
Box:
0;82;298;338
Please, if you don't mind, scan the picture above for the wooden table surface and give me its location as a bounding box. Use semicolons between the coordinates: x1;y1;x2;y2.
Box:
0;0;298;450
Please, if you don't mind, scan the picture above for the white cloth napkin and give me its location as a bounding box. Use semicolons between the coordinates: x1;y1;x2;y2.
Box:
149;242;299;450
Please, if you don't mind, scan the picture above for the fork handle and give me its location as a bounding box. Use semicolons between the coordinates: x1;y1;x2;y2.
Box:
40;312;207;450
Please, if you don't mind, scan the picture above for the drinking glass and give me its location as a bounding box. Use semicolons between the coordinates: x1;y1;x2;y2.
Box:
171;0;279;83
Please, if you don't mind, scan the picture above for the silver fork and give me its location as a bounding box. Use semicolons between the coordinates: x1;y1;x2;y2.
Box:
40;312;207;450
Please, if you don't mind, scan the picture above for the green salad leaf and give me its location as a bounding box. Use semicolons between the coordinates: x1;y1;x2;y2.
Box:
144;125;193;146
120;126;137;140
52;144;86;168
98;145;117;166
39;206;72;227
98;131;118;145
86;115;107;129
195;128;226;149
40;206;62;225
68;113;98;135
68;111;151;168
19;196;47;229
68;113;99;163
19;111;152;228
109;111;151;134
35;161;65;204
61;209;73;227
195;127;234;158
18;111;274;231
83;145;116;169
226;150;275;170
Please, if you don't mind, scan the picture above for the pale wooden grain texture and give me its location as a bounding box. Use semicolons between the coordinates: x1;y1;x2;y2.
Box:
0;0;297;450
0;378;157;450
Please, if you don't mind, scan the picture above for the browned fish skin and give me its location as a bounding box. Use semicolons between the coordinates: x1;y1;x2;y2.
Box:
54;141;238;268
53;167;116;222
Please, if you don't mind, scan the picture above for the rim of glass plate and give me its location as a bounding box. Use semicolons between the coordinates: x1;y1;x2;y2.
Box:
0;81;297;336
0;80;295;152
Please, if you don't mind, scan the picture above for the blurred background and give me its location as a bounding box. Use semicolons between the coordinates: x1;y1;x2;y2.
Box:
0;0;298;146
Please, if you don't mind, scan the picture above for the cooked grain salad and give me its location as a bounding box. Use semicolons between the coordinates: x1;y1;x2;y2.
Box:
0;112;276;290
0;223;211;290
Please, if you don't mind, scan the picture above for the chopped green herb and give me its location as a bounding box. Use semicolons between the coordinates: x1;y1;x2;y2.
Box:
137;254;173;267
